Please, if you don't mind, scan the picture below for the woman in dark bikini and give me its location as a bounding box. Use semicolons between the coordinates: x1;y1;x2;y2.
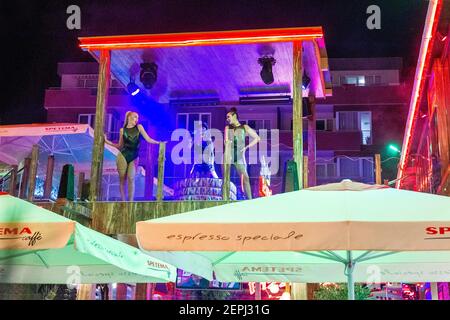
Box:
105;111;161;201
224;107;260;199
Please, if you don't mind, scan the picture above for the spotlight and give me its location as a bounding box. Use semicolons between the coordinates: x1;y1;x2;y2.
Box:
258;56;276;85
127;80;140;96
302;73;311;90
140;62;158;89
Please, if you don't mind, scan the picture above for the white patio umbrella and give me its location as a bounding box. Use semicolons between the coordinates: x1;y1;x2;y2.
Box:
0;193;176;284
0;123;118;175
136;180;450;300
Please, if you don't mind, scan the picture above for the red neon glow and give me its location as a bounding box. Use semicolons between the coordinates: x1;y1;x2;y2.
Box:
396;0;442;188
79;27;324;50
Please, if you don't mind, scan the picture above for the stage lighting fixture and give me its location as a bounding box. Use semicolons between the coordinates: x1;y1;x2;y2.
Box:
258;56;276;85
302;73;311;90
140;62;158;89
127;80;140;96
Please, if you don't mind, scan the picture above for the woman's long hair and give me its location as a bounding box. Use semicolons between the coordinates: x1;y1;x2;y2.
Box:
123;111;135;128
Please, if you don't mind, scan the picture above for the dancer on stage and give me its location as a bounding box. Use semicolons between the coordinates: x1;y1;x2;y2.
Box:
105;111;162;201
224;107;260;199
190;121;219;180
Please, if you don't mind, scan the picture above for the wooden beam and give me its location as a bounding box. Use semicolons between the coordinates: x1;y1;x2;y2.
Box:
44;155;55;199
144;144;155;200
89;49;111;201
19;158;31;199
292;41;304;189
79;26;324;50
76;284;96;300
291;283;307;300
303;155;308;188
156;142;166;202
135;284;148;300
375;154;382;184
430;282;439;300
91;200;230;234
9;165;18;196
254;283;262;300
307;96;317;187
27;145;39;202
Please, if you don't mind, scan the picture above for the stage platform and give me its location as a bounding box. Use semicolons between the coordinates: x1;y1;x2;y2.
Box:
38;199;233;234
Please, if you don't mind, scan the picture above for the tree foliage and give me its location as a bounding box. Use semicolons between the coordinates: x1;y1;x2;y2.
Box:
314;283;371;300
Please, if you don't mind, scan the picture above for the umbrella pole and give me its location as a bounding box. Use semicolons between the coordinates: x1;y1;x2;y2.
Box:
346;251;355;300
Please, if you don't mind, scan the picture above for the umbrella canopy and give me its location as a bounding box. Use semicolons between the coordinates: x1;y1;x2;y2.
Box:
136;180;450;299
0;123;118;175
137;180;450;252
0;193;176;284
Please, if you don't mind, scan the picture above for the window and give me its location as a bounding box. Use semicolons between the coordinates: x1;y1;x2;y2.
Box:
78;113;119;140
76;75;122;88
337;157;374;182
316;163;336;178
336;112;359;131
316;119;334;131
336;111;372;145
340;75;365;86
365;75;382;86
240;119;271;130
176;113;211;131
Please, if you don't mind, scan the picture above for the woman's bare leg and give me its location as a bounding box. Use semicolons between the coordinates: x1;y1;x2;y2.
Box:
235;164;252;199
127;159;137;201
116;153;128;201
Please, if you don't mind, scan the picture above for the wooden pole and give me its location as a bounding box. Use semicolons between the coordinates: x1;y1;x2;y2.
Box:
375;154;382;185
292;41;308;300
89;49;111;202
135;284;148;300
291;283;307;300
144;144;155;200
19;158;31;199
222;140;232;201
76;284;96;300
9;165;18;196
303;155;308;188
44;155;55;199
156;142;166;202
430;282;439;300
77;172;85;200
27;145;39;202
254;282;262;300
292;41;304;190
307;96;317;187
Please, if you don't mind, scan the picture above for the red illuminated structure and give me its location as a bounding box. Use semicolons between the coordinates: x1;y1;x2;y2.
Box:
396;0;444;190
396;0;450;195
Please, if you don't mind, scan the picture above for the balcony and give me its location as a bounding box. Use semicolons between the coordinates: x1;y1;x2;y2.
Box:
44;88;131;109
279;130;363;151
318;84;409;105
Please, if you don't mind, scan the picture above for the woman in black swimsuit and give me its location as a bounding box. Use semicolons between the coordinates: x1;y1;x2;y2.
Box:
105;111;161;201
224;107;260;199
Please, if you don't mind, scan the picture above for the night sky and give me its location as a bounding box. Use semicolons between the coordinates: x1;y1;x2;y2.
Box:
1;0;427;125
